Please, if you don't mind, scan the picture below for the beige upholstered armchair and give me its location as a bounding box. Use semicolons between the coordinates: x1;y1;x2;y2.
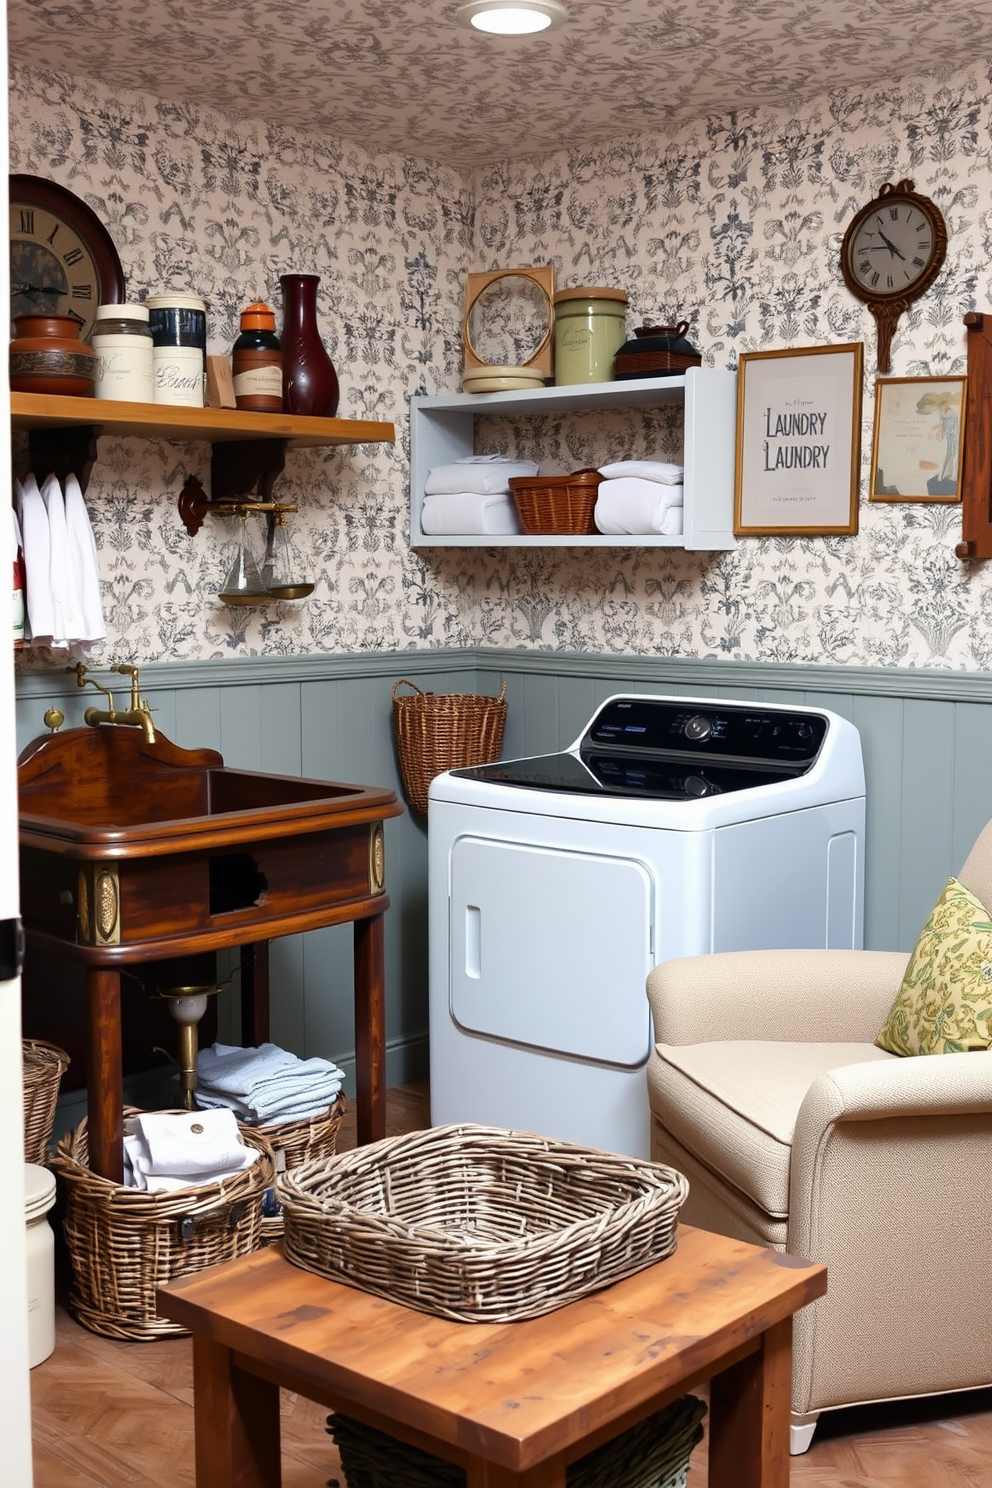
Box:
645;821;992;1454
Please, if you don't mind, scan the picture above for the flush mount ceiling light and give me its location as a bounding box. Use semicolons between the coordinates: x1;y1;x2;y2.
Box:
456;0;568;35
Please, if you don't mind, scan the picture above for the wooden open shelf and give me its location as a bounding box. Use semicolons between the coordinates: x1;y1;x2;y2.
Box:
10;391;394;447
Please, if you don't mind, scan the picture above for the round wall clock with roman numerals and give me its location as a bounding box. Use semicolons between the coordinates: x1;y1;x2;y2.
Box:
9;174;125;343
840;178;947;374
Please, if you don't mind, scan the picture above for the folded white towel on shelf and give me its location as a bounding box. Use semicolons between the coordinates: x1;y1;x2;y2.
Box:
196;1041;345;1124
424;457;539;496
17;473;55;645
64;473;106;648
598;460;684;485
595;477;685;536
122;1107;259;1192
421;492;521;535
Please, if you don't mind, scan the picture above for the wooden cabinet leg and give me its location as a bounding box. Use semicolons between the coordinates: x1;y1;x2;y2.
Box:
240;940;270;1045
192;1335;281;1487
87;967;122;1184
353;913;386;1144
708;1319;792;1488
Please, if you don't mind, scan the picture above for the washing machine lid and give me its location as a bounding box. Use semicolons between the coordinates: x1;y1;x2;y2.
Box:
451;696;829;801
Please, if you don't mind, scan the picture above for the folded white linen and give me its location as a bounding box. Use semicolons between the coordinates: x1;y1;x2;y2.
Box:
17;473;55;645
196;1041;345;1123
595;477;685;535
64;473;106;647
421;492;521;536
122;1107;259;1191
598;460;684;484
195;1089;341;1124
424;457;539;496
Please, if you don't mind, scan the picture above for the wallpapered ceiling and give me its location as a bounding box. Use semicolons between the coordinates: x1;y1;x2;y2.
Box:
8;0;992;168
10;57;992;671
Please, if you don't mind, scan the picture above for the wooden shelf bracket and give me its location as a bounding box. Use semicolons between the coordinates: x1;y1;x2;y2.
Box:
179;439;288;536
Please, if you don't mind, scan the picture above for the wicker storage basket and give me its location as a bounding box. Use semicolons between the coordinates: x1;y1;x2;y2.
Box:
22;1038;70;1165
327;1394;706;1488
392;679;507;815
507;467;602;535
252;1093;346;1242
50;1109;274;1340
277;1123;689;1323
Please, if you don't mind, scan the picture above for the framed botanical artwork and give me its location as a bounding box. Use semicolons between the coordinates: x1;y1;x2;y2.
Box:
869;375;967;503
734;342;864;536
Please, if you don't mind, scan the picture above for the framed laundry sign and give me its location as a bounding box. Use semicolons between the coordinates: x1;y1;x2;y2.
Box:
733;342;864;536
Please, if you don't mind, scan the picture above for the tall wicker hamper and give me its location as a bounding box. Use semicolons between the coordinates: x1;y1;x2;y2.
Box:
392;679;507;814
50;1109;274;1340
326;1393;707;1488
22;1038;70;1165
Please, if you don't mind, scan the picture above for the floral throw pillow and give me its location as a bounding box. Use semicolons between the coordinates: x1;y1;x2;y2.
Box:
876;876;992;1055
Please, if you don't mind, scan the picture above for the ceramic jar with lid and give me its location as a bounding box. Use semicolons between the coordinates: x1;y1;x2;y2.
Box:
552;287;628;386
145;292;207;407
91;303;154;402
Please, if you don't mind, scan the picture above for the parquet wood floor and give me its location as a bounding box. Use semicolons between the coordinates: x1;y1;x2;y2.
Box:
31;1081;992;1487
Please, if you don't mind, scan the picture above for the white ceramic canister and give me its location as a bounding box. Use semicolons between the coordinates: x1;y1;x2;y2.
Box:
24;1163;57;1367
145;292;207;407
91;303;154;402
552;286;629;386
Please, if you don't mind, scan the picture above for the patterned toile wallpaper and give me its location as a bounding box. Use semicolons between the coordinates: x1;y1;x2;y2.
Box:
10;58;992;670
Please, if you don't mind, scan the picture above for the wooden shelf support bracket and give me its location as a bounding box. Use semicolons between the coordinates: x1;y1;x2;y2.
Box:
178;439;288;536
956;311;992;560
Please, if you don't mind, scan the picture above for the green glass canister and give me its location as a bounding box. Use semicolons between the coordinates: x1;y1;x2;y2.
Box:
552;286;628;386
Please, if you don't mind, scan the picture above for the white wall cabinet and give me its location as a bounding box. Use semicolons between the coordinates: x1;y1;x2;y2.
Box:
409;366;737;550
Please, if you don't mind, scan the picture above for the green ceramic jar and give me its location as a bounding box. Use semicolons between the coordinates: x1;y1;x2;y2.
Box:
552;287;628;385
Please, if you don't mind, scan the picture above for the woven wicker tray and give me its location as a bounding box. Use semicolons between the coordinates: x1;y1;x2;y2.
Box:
277;1123;689;1322
507;468;602;535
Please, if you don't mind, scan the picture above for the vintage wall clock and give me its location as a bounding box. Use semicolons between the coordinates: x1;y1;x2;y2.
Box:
840;177;947;374
9;174;125;342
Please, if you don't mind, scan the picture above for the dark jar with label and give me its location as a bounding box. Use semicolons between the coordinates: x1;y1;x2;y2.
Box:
232;301;282;413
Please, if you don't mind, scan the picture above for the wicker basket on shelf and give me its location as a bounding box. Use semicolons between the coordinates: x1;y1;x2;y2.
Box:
277;1122;689;1323
251;1093;346;1243
22;1038;70;1165
327;1393;706;1488
507;467;602;535
50;1108;274;1341
392;679;507;814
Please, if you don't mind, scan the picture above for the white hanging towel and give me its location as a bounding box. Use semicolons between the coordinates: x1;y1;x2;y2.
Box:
64;473;106;646
594;477;685;535
41;472;84;648
17;473;55;644
12;507;25;645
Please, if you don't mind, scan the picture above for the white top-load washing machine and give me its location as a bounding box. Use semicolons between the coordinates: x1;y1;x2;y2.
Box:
428;693;865;1159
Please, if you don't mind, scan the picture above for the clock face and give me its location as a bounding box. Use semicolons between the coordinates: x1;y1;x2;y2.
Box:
8;176;125;342
846;197;941;301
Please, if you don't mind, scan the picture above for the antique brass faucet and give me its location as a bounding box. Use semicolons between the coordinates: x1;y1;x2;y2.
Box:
75;662;157;744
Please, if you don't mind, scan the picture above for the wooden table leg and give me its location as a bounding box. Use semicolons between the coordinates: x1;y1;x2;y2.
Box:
192;1336;281;1487
353;912;386;1144
708;1318;793;1488
240;940;271;1045
87;967;123;1184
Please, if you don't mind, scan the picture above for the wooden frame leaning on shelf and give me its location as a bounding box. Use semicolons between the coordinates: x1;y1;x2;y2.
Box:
956;313;992;559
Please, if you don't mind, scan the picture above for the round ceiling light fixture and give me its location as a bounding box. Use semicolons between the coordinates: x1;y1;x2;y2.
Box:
455;0;568;35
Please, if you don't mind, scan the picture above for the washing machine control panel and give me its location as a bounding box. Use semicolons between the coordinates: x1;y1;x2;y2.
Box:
584;697;828;766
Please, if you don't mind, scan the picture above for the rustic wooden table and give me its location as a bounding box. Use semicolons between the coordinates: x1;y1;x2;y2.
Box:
159;1225;826;1488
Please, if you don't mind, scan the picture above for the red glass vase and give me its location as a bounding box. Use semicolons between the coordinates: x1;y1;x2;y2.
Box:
279;274;339;417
